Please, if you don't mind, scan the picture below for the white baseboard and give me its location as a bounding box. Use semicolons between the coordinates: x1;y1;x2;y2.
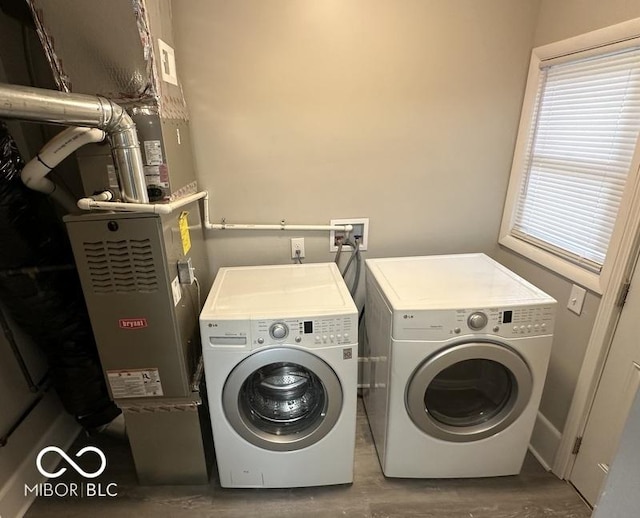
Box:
0;392;80;518
528;411;563;473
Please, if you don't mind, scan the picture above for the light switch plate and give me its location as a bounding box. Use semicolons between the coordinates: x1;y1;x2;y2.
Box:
567;284;587;315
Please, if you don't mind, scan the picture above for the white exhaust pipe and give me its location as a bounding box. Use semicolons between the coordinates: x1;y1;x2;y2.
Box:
21;126;106;211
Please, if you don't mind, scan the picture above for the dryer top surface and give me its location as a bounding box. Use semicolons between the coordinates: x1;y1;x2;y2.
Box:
201;262;356;319
366;253;556;310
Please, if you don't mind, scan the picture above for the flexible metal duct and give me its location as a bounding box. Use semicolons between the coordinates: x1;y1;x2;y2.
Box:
0;82;148;203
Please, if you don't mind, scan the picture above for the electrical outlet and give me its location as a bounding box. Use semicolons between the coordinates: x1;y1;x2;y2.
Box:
177;257;195;285
329;218;369;252
291;237;305;259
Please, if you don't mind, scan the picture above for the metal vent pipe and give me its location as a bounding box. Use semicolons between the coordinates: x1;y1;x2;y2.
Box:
0;83;148;203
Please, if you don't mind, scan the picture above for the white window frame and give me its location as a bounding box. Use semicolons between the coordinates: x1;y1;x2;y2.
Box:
499;19;640;295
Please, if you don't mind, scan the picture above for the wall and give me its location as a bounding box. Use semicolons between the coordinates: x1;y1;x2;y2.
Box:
171;0;540;286
494;0;640;465
171;0;640;470
534;0;640;46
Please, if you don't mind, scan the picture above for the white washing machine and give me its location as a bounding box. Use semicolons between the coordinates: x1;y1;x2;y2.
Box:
200;263;358;488
363;253;556;478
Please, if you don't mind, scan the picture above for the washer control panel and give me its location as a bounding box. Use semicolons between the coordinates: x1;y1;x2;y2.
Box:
252;315;356;348
205;314;357;349
392;304;556;341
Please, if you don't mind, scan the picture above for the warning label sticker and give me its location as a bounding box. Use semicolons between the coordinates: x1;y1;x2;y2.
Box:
178;211;191;255
107;369;164;398
143;140;164;166
106;165;119;189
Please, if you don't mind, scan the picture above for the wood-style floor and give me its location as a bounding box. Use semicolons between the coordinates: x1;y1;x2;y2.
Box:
26;400;592;518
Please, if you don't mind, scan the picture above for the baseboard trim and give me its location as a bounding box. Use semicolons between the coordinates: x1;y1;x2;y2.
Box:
529;411;563;473
0;392;80;518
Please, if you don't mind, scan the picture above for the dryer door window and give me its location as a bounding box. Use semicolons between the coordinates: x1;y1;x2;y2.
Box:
425;359;513;427
405;341;533;443
222;347;343;451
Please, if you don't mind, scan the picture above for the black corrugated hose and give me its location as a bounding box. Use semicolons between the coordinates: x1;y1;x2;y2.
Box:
0;121;119;429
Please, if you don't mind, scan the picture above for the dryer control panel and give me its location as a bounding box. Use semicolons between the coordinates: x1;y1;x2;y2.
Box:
392;304;556;341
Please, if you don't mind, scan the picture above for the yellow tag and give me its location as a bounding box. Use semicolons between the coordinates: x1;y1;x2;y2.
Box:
178;211;191;255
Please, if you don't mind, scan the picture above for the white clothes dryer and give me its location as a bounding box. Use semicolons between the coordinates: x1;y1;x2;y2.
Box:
200;263;358;488
363;254;556;478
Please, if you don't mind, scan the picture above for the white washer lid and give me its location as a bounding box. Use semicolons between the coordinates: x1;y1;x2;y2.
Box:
201;262;356;319
365;253;555;310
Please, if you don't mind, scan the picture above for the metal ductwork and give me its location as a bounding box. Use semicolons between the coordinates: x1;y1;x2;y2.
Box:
0;83;148;203
25;0;198;203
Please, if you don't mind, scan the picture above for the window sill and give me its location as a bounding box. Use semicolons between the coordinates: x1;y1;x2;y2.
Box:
498;234;603;295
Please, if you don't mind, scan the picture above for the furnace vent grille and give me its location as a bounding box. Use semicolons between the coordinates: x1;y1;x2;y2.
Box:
83;239;159;294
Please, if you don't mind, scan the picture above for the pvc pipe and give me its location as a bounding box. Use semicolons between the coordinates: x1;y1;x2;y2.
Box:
77;191;207;214
203;191;353;233
200;192;352;232
77;190;354;233
206;223;354;232
89;191;114;202
21;126;105;194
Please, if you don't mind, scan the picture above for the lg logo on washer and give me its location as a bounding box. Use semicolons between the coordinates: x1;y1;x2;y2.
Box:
25;446;118;498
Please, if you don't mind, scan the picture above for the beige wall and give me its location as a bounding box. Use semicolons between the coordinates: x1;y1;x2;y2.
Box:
172;0;540;280
534;0;640;46
495;0;640;438
172;0;640;461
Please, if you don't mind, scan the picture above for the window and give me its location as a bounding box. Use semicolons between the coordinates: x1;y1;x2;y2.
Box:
500;20;640;293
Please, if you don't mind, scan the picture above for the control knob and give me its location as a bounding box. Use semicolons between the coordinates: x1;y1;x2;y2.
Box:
269;323;288;340
467;312;488;331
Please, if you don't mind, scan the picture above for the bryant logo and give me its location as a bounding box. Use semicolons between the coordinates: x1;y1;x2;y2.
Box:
118;318;148;329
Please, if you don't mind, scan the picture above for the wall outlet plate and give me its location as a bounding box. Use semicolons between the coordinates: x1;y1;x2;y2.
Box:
329;218;369;252
568;284;587;315
291;237;305;259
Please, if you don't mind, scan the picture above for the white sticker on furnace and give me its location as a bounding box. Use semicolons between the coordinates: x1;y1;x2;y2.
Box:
143;140;164;166
107;369;164;398
106;165;119;189
171;276;182;306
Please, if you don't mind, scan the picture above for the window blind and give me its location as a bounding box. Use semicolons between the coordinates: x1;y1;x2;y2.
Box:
513;46;640;272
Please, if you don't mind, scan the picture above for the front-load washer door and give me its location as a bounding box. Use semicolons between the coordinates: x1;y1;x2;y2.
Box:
222;347;343;451
405;340;533;443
